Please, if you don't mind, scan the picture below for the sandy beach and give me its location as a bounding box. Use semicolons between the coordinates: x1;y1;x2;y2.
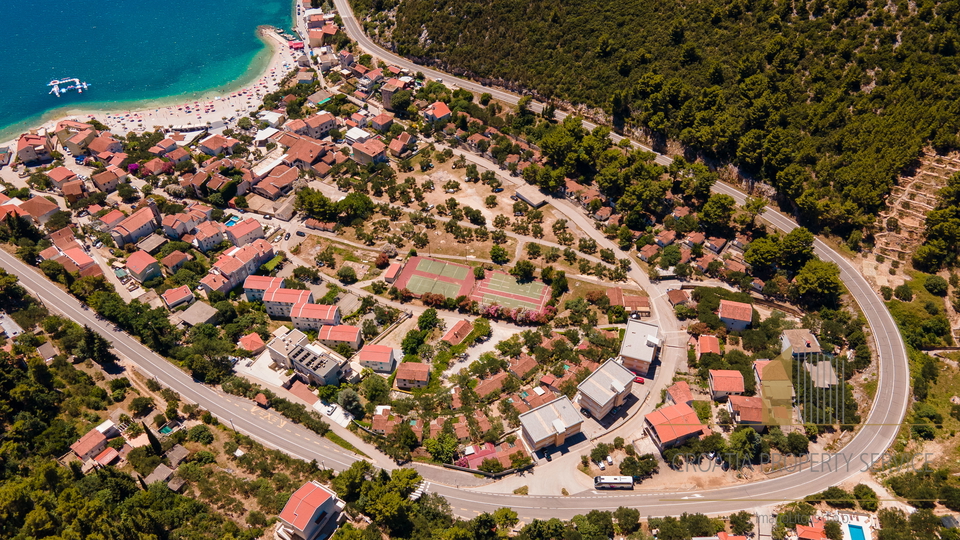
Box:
0;28;299;148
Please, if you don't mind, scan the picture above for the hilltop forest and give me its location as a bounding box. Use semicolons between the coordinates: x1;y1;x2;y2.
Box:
352;0;960;236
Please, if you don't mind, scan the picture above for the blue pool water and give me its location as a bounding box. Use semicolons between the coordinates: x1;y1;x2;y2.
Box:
0;0;292;140
848;524;865;540
225;215;241;227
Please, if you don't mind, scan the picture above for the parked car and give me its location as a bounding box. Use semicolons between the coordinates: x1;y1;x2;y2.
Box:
544;451;552;462
580;408;592;418
634;376;645;384
606;455;613;465
284;233;291;240
326;404;337;415
493;187;504;193
598;461;605;470
296;231;306;237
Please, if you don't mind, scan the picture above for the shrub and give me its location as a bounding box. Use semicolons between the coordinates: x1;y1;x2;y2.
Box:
893;283;913;301
187;424;214;444
924;275;948;296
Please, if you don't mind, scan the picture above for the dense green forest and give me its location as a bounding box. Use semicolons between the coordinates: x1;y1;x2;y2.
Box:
352;0;960;235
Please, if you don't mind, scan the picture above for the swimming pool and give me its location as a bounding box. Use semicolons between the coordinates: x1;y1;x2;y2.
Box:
225;215;241;227
848;524;866;540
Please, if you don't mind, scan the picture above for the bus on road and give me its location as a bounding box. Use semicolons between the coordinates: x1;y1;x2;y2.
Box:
594;476;634;489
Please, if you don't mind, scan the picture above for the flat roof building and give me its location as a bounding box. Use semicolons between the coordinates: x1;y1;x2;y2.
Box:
519;396;584;451
619;319;662;376
576;359;637;419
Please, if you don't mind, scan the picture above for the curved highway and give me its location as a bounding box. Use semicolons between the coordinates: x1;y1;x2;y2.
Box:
0;4;910;519
329;0;909;516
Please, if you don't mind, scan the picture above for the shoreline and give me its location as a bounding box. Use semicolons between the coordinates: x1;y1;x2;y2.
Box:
0;25;299;148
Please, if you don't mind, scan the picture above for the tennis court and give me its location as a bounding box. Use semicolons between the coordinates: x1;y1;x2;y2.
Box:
405;274;464;298
416;258;469;280
472;271;549;312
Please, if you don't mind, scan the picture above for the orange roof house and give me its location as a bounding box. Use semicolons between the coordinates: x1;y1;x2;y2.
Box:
708;369;745;400
441;320;474;346
644;403;709;449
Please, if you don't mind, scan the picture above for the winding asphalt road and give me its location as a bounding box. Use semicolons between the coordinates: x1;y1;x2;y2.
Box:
0;3;910;520
336;0;905;517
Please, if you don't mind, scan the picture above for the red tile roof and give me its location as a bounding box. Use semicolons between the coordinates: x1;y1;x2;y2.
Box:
441;320;473;346
396;362;430;382
666;381;693;405
718;299;753;322
279;482;334;531
126;250;157;274
243;275;285;291
161;285;193;307
358;344;393;364
239;332;266;354
317;325;360;343
698;335;721;355
728;395;764;423
290;303;338;320
709;369;745;393
71;429;107;458
645;403;707;444
262;288;313;305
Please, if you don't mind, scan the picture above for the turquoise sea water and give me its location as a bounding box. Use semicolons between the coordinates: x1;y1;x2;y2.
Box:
0;0;292;141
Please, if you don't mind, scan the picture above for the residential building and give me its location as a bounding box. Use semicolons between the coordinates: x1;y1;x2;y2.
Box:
263;288;315;318
718;300;753;331
706;237;727;253
655;230;676;247
708;369;745;400
357;344;396;373
199;239;274;294
727;395;764;429
47;166;78;190
695;334;721;360
243;276;286;301
92;167;124;192
178;301;220;327
20;196;60;225
110;205;160;246
198;134;241;156
395;362;430;390
87;133;123;156
666;289;690;306
644;403;709;450
351;138;387;165
289;342;342;385
638;244;659;262
277;481;345;540
618;319;662;375
161;212;201;239
238;332;266;355
62;180;86;204
316;325;362;350
508;354;538;380
290;303;341;331
665;381;693;407
126;250;161;283
475;372;510;400
161;285;195;309
381;82;401;110
224;218;264;246
191;221;226;252
519;396;585;451
441;319;473;346
267;328;310;368
17;131;53;163
303;112;336;139
781;329;822;357
424;101;452;123
70;428;108;461
370;113;393;132
161;250;189;274
576;359;636;419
